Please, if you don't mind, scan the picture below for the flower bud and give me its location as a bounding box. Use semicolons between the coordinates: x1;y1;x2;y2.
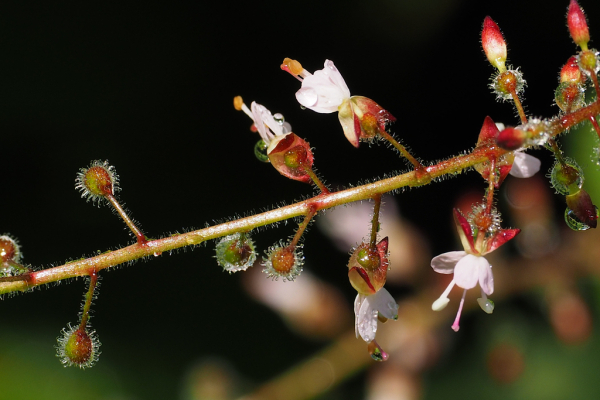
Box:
577;50;600;77
347;238;389;295
482;16;507;71
565;189;598;229
491;70;525;101
56;324;101;369
560;57;585;83
215;233;257;273
76;160;119;205
267;133;315;183
263;242;303;281
474;117;514;187
496;127;527;150
555;81;586;112
550;158;584;195
567;0;590;50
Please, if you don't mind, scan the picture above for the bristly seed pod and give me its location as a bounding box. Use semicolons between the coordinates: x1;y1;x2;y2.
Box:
75;160;120;205
262;241;304;281
215;233;257;273
56;324;101;369
0;235;21;264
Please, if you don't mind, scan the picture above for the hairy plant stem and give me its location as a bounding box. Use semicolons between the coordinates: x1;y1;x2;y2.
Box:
510;91;528;124
0;99;599;295
369;195;382;248
106;194;147;245
79;271;98;329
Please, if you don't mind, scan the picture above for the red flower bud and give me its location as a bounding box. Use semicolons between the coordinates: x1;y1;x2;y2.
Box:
496;127;526;151
267;133;314;183
560;57;585;83
567;0;590;50
482;16;507;71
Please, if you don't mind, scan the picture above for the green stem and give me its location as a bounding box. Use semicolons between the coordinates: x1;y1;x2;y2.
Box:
0;98;599;295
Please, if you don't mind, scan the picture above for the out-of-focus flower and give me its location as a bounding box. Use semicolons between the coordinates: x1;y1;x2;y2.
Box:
475;117;540;186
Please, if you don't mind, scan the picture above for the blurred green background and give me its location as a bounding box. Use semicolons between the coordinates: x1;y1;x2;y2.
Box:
1;0;600;399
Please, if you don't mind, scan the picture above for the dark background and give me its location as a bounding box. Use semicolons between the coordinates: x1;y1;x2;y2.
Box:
0;0;599;399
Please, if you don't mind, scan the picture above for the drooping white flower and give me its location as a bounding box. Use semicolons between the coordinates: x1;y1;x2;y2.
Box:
431;209;519;331
354;287;398;343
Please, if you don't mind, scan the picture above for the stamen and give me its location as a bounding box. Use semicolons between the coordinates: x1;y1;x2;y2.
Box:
281;58;307;82
477;291;495;314
451;289;467;332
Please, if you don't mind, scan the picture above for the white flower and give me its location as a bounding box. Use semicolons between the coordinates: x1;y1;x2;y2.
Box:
295;60;350;113
431;252;495;329
354;288;398;343
430;209;520;331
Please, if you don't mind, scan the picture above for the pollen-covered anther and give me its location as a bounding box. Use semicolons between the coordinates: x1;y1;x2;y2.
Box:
56;324;101;369
263;242;303;281
233;95;244;111
281;58;304;76
75;160;119;204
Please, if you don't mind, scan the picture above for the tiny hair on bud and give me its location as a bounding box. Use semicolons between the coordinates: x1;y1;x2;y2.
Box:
75;160;119;205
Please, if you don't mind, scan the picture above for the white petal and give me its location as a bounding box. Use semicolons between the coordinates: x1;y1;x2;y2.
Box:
295;60;350;113
431;251;467;274
368;288;398;320
478;258;494;295
355;294;378;342
354;294;364;339
509;152;541;178
250;102;280;144
453;254;484;290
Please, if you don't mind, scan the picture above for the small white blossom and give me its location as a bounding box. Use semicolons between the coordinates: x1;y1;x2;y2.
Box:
354;288;398;343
